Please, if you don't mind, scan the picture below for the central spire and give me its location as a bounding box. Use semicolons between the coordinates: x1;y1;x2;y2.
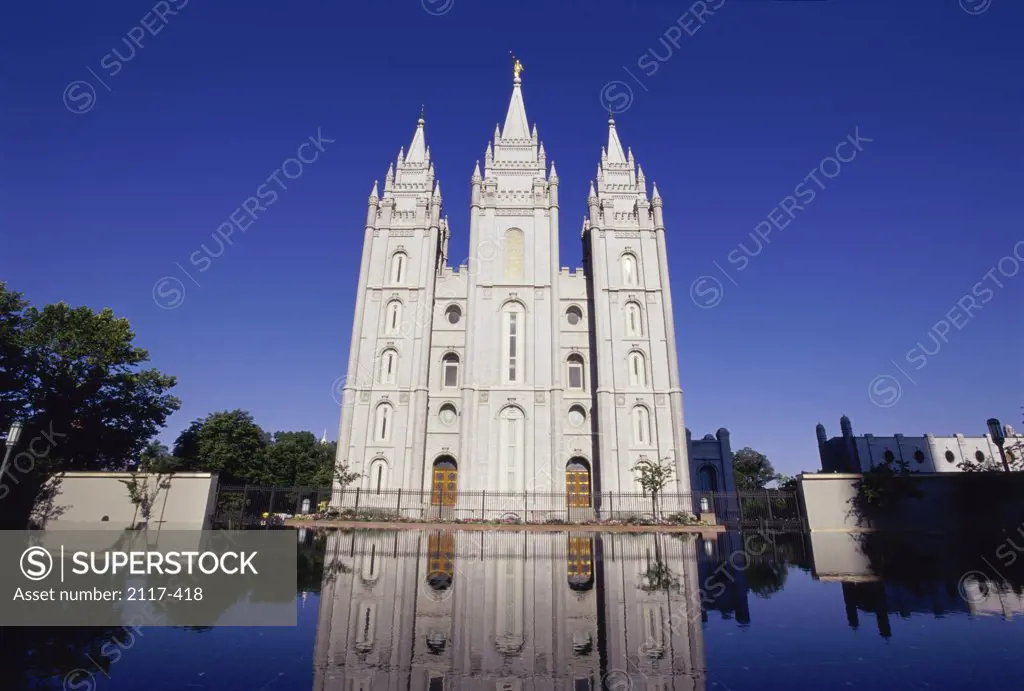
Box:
501;54;530;141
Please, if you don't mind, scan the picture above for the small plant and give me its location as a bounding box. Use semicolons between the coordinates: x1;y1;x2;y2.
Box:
666;512;701;525
631;456;675;520
119;472;171;528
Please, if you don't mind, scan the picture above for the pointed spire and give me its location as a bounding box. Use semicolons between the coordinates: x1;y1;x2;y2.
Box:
607;112;627;164
432;181;441;200
404;111;427;164
538;142;545;158
494;123;502;142
385;163;394;179
637;164;645;181
549;161;557;180
651;182;661;201
472;160;482;178
370;180;379;199
531;123;538;141
501;67;531;140
319;429;328;445
588;180;597;199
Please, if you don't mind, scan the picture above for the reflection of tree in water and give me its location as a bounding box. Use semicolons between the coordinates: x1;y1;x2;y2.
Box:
297;529;351;593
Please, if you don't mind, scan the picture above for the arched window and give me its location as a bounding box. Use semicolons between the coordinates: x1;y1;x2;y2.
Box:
567;354;585;390
368;458;388;493
622;253;639;286
442;353;460;389
501;302;525;384
390;252;407;284
504;228;525;282
628;351;647;387
379;349;398;385
373;403;393;443
385;300;402;335
499;407;525;490
566;306;582;326
625;302;643;337
444;304;461;325
632;406;651;446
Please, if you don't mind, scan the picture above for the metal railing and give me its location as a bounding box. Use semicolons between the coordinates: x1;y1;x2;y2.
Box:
213;485;803;528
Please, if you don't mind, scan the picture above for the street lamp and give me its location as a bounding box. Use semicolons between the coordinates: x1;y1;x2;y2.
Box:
1;421;24;480
987;418;1010;473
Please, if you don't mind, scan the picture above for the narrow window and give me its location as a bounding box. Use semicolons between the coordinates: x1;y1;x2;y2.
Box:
622;253;638;286
633;406;650;446
567;354;584;390
374;404;393;442
380;349;397;385
628;352;647;387
386;301;402;335
442;353;459;389
502;303;525;384
390;252;407;284
626;302;642;337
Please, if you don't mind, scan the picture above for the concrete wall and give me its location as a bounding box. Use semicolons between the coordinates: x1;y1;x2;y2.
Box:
31;472;220;531
799;471;1024;533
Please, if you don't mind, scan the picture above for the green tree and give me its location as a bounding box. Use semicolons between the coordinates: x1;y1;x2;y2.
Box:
631;456;675;519
732;447;779;491
263;431;336;486
0;283;179;526
172;410;268;483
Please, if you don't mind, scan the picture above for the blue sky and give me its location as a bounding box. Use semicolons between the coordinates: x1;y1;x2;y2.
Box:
1;0;1021;475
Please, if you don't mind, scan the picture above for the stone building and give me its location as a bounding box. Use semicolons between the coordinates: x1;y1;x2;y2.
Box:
816;415;1021;473
333;64;734;511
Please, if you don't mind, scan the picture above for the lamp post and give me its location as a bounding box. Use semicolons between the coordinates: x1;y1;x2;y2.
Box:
987;418;1010;473
1;421;24;480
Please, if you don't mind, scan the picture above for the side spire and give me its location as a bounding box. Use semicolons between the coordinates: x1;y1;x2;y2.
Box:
606;112;627;164
405;111;427;163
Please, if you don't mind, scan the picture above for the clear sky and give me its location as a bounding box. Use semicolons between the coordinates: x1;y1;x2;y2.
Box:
1;0;1021;476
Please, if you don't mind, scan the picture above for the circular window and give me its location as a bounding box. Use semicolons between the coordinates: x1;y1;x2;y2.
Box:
566;306;582;326
568;405;586;428
445;305;461;325
975;450;986;463
945;450;956;463
883;450;895;463
913;450;925;464
439;403;457;426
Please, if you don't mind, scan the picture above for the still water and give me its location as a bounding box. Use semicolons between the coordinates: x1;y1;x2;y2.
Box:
10;528;1024;690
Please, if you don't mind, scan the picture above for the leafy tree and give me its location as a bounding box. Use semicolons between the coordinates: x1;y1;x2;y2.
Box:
631;456;675;519
0;283;179;527
264;431;337;486
172;410;268;483
732;447;780;491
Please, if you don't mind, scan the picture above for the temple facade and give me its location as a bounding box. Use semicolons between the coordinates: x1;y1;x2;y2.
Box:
334;64;734;510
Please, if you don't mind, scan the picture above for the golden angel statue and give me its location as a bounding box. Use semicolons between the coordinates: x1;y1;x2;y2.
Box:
511;53;524;79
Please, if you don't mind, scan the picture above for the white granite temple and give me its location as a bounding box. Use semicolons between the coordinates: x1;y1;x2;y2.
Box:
334;62;734;509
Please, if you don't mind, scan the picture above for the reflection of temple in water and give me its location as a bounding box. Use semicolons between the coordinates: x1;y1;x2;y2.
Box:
312;530;709;690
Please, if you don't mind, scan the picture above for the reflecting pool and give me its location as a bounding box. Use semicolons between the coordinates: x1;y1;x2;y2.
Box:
11;528;1024;690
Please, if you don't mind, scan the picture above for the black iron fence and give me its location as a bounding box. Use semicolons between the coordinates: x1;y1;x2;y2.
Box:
213;485;803;528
